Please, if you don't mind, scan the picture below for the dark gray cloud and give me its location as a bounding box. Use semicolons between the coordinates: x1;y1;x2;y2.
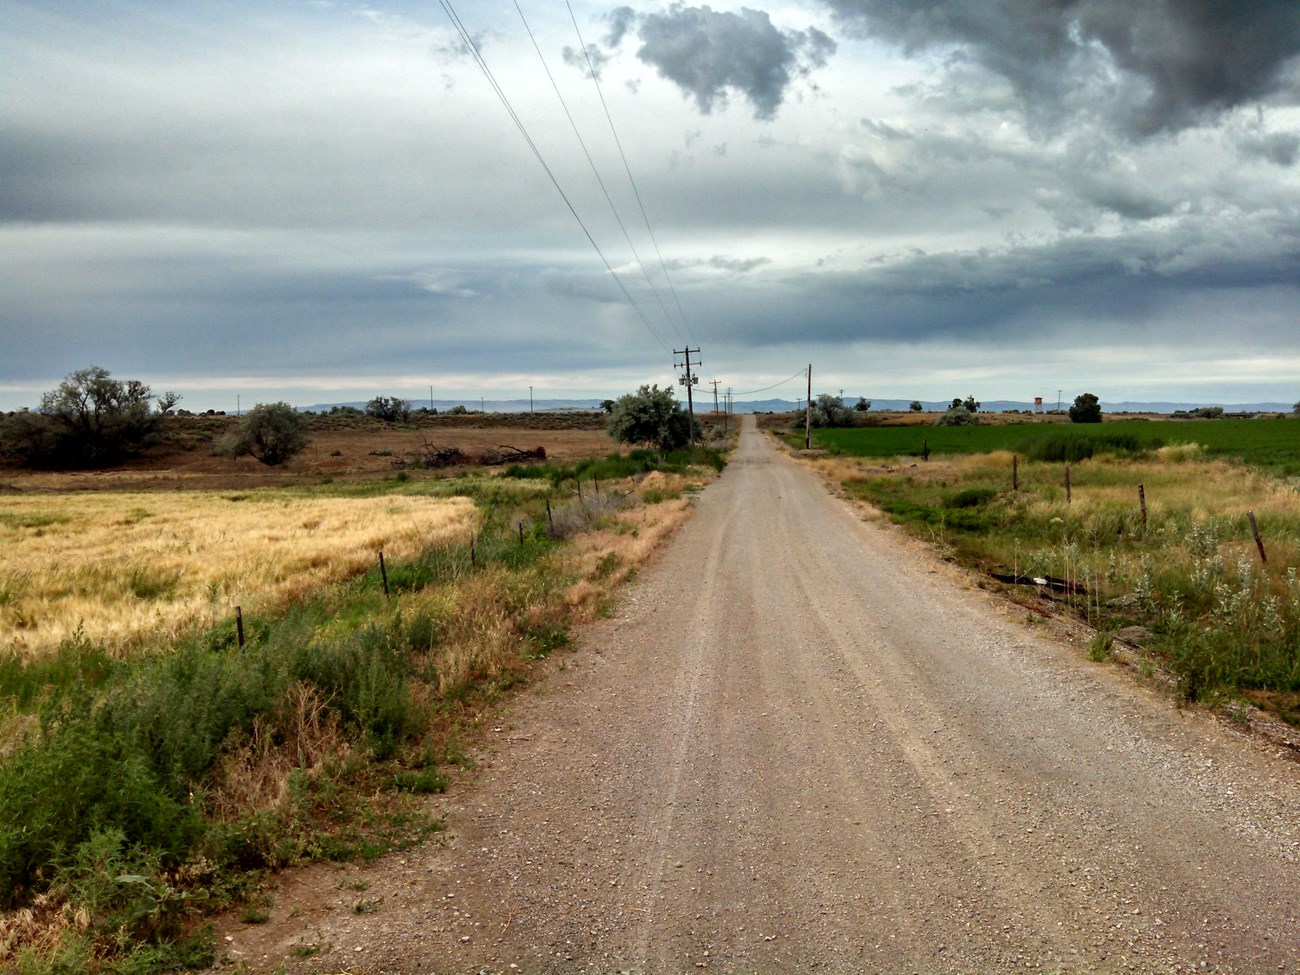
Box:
1239;129;1300;166
822;0;1300;135
607;4;836;120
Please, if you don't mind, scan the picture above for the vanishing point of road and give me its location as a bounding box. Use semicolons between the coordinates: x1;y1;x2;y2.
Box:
227;416;1299;974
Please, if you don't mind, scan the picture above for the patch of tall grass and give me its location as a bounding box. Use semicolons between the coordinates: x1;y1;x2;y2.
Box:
0;491;479;656
841;452;1300;718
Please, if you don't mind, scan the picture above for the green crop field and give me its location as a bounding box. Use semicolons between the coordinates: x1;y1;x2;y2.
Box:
811;418;1300;476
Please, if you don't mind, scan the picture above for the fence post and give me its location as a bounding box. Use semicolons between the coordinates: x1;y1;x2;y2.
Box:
1138;483;1147;532
235;606;245;648
1012;455;1018;492
546;498;554;533
1065;465;1071;504
922;437;929;462
518;522;525;546
1248;510;1267;564
470;537;477;570
379;550;389;599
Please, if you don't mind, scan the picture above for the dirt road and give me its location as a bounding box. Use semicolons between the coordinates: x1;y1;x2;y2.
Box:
224;416;1299;974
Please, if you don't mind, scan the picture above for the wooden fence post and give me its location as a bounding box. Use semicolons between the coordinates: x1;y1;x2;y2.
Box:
470;537;477;570
379;550;389;599
235;606;245;648
922;437;930;462
1248;511;1267;564
546;498;554;533
1065;465;1071;504
1012;455;1018;492
1138;484;1147;532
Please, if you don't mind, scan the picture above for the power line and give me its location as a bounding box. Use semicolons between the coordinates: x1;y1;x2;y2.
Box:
566;0;697;347
437;0;671;352
513;1;684;347
734;367;810;397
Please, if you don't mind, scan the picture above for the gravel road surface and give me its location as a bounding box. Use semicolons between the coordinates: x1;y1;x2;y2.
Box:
222;416;1299;974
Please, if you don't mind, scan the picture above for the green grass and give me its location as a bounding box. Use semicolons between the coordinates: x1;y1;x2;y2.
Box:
842;455;1300;715
813;418;1300;476
502;445;727;486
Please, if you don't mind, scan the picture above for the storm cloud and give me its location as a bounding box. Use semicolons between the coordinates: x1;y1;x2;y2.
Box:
607;4;836;119
822;0;1300;135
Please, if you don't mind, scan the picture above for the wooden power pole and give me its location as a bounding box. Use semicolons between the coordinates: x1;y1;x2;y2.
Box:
675;347;701;445
805;363;812;450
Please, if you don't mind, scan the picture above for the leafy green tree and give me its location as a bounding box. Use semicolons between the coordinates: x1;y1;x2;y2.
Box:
365;396;411;423
1293;400;1300;415
853;397;871;412
216;402;310;466
963;395;980;413
606;385;697;450
805;393;858;428
909;401;923;412
1068;392;1103;424
0;366;177;468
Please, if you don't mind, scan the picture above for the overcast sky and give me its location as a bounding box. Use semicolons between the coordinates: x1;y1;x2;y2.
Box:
3;0;1298;411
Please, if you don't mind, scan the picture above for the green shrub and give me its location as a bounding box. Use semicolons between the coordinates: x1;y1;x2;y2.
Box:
606;385;697;449
215;402;310;466
936;407;979;427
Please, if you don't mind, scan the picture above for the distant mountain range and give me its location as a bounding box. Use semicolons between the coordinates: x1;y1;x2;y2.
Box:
305;398;1294;415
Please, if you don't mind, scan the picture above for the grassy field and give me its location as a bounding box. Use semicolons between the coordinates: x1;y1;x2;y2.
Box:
1;491;478;656
806;421;1300;723
0;443;727;974
809;417;1300;477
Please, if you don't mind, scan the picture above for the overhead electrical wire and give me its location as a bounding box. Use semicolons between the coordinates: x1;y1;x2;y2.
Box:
734;366;810;396
437;0;671;353
512;1;686;347
565;0;698;348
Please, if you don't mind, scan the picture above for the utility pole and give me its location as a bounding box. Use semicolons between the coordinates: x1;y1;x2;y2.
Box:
674;347;701;445
529;386;534;414
805;363;813;450
1058;389;1063;412
708;379;721;414
725;386;732;433
429;385;434;412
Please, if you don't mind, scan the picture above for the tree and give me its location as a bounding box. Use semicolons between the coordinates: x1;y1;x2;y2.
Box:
365;396;411;423
853;397;871;412
909;401;923;412
606;385;697;450
805;393;857;429
1293;400;1300;415
963;395;980;413
216;402;310;466
1068;392;1102;424
600;399;616;414
0;366;177;468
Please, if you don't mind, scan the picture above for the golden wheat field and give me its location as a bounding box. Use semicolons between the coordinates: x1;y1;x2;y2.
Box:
0;490;480;656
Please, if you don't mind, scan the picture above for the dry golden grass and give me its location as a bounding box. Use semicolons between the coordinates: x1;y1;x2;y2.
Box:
1;490;479;656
